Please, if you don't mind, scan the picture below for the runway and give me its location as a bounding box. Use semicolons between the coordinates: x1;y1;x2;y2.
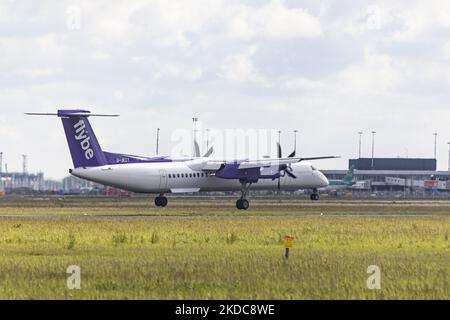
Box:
0;213;436;219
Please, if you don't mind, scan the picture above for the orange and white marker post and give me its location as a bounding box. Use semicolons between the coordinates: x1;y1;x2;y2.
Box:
283;235;294;259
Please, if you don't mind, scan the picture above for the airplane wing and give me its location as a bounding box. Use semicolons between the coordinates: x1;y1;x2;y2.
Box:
186;156;339;172
237;156;339;169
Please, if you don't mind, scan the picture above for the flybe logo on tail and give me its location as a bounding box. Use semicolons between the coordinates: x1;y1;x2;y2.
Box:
74;119;94;160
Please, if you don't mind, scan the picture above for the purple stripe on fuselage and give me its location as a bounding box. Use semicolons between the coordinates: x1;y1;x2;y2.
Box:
103;152;173;165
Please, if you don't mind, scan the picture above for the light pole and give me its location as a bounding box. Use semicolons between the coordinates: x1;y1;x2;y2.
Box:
156;128;160;155
22;154;27;174
371;131;376;169
358;131;363;159
192;117;199;157
293;130;298;156
447;142;450;171
433;132;438;159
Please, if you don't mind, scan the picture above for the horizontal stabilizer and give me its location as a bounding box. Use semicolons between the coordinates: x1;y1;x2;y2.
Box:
25;109;119;117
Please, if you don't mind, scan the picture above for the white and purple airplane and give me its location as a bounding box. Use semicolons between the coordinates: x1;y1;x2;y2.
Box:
27;109;337;210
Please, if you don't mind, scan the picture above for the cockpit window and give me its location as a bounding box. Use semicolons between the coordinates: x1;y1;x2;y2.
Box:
311;165;317;171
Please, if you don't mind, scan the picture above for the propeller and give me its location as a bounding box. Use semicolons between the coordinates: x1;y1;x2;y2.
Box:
277;143;297;190
194;140;214;158
194;141;201;158
203;146;214;157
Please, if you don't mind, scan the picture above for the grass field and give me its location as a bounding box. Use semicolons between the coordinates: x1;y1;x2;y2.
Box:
0;196;448;299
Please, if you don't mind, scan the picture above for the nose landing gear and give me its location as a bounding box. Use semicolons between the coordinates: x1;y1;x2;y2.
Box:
155;195;168;207
310;189;320;201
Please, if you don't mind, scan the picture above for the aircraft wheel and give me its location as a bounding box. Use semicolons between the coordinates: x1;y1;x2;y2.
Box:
310;193;319;201
159;196;168;207
155;196;168;207
236;199;249;210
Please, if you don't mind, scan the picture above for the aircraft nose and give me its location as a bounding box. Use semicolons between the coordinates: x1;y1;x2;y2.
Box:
318;171;329;187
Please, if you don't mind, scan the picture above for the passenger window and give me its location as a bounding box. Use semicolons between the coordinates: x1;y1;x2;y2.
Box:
177;173;180;178
168;174;171;178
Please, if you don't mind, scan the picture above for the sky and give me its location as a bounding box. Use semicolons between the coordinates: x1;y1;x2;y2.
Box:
1;0;450;179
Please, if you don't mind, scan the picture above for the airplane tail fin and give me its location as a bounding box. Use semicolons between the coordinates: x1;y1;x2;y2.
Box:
344;165;354;183
26;109;118;168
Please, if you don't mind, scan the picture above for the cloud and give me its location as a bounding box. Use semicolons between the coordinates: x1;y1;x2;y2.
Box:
220;46;270;85
284;77;323;91
81;0;322;49
387;1;450;42
334;49;401;95
226;0;323;39
153;63;203;81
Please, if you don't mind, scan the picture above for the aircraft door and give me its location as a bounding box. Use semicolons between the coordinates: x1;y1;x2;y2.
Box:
159;169;168;190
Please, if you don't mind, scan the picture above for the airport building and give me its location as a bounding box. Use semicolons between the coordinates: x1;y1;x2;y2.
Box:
348;158;437;171
323;158;450;194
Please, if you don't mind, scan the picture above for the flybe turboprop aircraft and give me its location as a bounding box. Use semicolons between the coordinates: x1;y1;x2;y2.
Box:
27;109;338;210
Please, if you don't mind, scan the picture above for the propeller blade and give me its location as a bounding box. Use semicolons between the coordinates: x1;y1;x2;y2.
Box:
277;142;282;159
285;170;297;179
194;141;201;158
203;146;214;157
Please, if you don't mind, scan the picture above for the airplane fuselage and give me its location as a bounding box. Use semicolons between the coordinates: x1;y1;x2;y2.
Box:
71;161;329;194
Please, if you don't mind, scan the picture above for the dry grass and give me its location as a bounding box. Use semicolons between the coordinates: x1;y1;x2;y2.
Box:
0;202;448;299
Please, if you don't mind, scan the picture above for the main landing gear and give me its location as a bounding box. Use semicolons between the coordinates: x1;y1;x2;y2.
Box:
155;194;168;207
310;189;320;201
236;198;250;210
236;182;252;210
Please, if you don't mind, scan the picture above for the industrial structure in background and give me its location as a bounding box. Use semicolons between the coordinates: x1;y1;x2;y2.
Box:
0;152;63;194
0;152;125;196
